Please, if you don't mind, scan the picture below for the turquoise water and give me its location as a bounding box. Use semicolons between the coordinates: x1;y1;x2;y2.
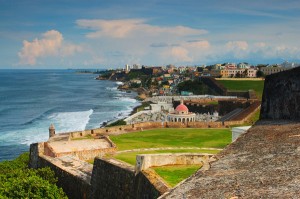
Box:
0;69;140;161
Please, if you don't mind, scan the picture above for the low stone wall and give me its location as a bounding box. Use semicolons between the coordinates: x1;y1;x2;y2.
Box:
135;169;171;199
230;101;261;122
91;158;167;199
29;144;91;199
44;136;117;161
166;121;243;128
91;158;135;199
201;77;227;95
135;153;216;173
69;122;164;140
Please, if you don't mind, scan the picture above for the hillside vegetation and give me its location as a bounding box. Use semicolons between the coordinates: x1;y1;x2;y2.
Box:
0;153;67;199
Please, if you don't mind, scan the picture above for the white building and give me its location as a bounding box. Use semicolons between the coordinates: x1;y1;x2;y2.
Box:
167;100;196;123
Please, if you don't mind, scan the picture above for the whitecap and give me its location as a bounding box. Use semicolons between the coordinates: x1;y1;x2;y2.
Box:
48;109;93;133
115;81;124;85
118;97;137;103
105;87;118;91
0;109;94;146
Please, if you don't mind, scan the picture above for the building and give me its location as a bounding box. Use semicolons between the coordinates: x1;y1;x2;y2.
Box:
220;68;257;78
260;66;289;76
237;62;250;69
167;100;196;123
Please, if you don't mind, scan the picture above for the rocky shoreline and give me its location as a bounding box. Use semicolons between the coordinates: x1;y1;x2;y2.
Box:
96;78;149;127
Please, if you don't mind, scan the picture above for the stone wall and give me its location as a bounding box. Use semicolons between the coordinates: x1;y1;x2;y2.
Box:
91;158;135;199
135;169;170;199
29;144;91;199
44;136;117;161
90;158;166;199
201;77;258;99
29;142;44;169
135;154;215;173
260;66;300;120
38;156;91;199
174;100;217;114
69;122;164;139
201;77;227;95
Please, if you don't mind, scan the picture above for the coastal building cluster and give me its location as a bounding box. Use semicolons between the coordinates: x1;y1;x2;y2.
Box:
99;61;298;97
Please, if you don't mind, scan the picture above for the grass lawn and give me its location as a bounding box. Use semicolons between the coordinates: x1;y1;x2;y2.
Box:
114;149;220;165
153;165;201;187
110;128;231;151
217;80;264;99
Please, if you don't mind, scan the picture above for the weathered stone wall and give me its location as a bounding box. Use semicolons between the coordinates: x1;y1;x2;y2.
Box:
136;154;215;173
29;142;44;169
135;169;170;199
44;136;117;160
260;66;300;120
201;77;227;95
38;156;91;199
69;122;164;139
218;100;249;115
91;158;165;199
230;101;261;121
201;77;258;99
29;144;91;199
91;158;135;199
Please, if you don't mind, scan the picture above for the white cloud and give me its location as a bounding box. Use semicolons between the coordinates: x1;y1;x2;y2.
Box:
186;40;211;49
226;41;248;51
18;30;82;65
170;47;193;62
76;19;207;39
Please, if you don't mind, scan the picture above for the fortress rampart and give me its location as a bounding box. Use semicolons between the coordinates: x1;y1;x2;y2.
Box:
260;66;300;120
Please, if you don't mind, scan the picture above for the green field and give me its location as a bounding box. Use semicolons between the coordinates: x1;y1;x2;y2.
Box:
217;80;264;99
153;165;201;187
114;149;220;165
110;128;231;151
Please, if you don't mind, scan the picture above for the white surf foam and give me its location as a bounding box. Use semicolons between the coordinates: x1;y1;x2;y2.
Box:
0;109;94;146
118;97;137;103
105;87;118;91
48;109;93;133
115;81;124;85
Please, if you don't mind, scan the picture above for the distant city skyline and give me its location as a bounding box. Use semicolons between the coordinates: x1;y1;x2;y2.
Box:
1;0;300;69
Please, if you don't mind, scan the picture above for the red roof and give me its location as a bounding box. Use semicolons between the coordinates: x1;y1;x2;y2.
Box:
175;104;189;112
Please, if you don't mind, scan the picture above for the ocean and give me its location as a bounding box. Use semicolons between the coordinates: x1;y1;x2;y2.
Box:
0;69;140;161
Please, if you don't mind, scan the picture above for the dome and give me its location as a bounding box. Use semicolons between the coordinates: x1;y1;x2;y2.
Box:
175;104;189;112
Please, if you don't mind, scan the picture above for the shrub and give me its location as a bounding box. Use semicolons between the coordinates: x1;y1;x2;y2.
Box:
0;153;67;199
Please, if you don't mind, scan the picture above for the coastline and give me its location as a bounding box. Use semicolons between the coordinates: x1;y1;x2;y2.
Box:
96;78;149;127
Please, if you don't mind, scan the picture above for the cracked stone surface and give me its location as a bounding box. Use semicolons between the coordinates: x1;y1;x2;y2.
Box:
161;120;300;199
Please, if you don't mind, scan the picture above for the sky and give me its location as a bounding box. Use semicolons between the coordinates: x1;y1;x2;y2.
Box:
1;0;300;69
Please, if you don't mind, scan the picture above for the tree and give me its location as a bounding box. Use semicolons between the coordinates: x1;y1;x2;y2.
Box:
235;72;242;78
177;79;213;95
256;70;265;78
0;153;67;199
106;119;126;127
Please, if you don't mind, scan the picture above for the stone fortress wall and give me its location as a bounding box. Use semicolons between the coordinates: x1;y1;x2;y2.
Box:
28;78;262;198
260;66;300;120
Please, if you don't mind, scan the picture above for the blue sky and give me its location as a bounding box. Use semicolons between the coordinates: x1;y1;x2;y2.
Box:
1;0;300;69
